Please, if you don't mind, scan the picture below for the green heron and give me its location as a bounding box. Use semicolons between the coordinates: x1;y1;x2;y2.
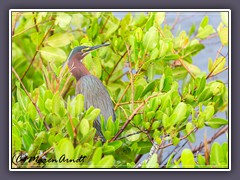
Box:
65;43;116;141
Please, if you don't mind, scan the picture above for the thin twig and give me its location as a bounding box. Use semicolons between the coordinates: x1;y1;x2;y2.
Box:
12;18;55;38
125;43;134;111
207;66;228;79
110;93;161;142
135;127;197;168
159;127;197;150
192;125;228;154
116;131;142;140
60;74;73;96
12;12;22;35
37;146;54;161
12;21;55;92
62;80;74;99
12;67;50;131
118;100;142;106
171;13;180;31
106;51;127;85
199;33;218;43
33;12;40;32
207;45;226;79
100;15;110;34
68;113;77;147
114;82;131;111
178;58;196;79
158;27;196;79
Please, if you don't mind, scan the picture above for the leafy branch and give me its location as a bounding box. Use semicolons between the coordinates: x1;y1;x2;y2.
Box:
12;67;50;131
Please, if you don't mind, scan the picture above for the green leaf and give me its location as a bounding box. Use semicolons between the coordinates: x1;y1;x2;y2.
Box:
189;24;196;36
198;87;213;102
13;134;21;152
172;137;180;146
197;154;206;166
54;138;74;161
146;153;158;168
172;102;187;124
155;12;165;25
22;134;33;151
84;108;100;121
132;12;147;27
28;131;46;157
143;26;159;51
92;147;102;165
83;56;102;78
138;141;152;154
68;94;84;118
209;56;226;76
159;40;169;57
152;121;160;130
210;142;225;166
102;145;115;155
73;145;82;159
52;92;65;117
205;118;228;129
71;14;85;28
162;54;180;61
102;14;120;38
134;27;143;42
16;88;28;111
55;13;72;29
166;153;174;167
28;102;37;120
125;127;140;141
186;122;194;133
197;25;216;39
80;128;96;144
220;12;228;26
218;24;228;46
80;118;90;136
108;140;122;150
185;122;196;143
181;149;195;168
39;46;67;63
134;85;144;100
195;76;206;96
146;63;155;81
96;155;115;168
140;80;156;98
200;16;209;28
203;105;215;120
181;60;201;75
30;32;44;46
45;33;74;47
181;44;205;58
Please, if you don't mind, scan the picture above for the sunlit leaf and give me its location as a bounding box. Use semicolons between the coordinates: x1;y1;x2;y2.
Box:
181;149;195;168
205;118;228;129
45;33;74;47
39;46;67;63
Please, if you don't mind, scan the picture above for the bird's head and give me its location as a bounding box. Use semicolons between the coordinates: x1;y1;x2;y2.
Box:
63;43;109;79
66;43;110;63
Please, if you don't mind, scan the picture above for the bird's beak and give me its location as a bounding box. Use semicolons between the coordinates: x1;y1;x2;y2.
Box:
82;43;110;54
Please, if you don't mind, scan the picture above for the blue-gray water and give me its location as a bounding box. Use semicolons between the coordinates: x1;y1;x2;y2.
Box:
114;12;229;164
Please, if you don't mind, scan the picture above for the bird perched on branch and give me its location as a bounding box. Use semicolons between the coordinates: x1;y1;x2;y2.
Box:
64;43;116;141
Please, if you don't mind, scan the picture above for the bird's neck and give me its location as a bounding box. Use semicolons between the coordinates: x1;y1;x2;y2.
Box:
68;55;90;81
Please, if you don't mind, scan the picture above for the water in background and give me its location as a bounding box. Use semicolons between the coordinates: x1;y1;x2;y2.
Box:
113;11;229;164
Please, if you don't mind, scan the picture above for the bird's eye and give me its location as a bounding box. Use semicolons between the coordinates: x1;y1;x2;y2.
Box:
82;48;90;53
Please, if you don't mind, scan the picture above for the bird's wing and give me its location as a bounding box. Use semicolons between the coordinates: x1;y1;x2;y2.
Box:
76;75;116;122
